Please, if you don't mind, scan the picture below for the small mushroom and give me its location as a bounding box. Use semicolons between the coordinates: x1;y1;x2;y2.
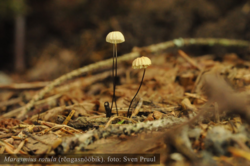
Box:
106;31;125;116
127;56;151;117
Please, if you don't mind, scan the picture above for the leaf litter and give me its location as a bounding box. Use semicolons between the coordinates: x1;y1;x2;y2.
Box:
1;39;250;165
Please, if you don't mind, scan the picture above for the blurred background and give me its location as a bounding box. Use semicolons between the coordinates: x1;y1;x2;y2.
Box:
1;0;250;81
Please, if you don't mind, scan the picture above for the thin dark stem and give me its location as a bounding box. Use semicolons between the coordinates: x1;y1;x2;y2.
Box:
110;44;115;111
127;68;146;118
110;43;118;116
114;44;118;115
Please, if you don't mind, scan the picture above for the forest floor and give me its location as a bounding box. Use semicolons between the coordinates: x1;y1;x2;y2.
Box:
1;38;250;165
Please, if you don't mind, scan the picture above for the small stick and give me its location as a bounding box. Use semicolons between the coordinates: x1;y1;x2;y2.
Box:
0;133;14;139
13;139;26;154
0;145;5;154
22;130;51;146
178;50;203;71
0;141;15;154
191;70;207;93
60;128;74;135
0;81;50;90
1;94;62;119
62;110;75;125
111;106;178;113
0;139;27;155
228;147;250;160
131;97;143;117
50;124;82;133
0;97;22;109
184;93;207;102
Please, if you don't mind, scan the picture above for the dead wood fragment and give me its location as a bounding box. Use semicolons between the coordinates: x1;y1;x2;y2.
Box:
50;68;124;94
11;136;23;140
1;94;62;119
0;139;27;155
0;97;22;110
0;133;15;139
131;97;143;117
184;93;207;102
63;110;75;125
0;81;50;90
178;50;203;71
0;145;5;154
23;130;51;146
13;139;26;154
110;106;179;114
228;147;250;160
61;117;187;153
24;133;59;154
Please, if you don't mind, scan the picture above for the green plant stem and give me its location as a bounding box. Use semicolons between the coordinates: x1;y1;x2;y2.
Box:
127;68;146;118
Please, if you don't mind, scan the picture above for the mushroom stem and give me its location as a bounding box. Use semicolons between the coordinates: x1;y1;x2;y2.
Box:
110;43;118;116
127;68;146;117
114;43;118;115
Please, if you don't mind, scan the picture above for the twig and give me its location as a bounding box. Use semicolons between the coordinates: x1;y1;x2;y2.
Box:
0;81;50;90
0;133;14;139
22;130;51;146
1;94;62;118
19;38;250;120
62;110;75;125
184;93;207;102
0;139;27;155
62;116;187;152
0;145;5;154
50;68;124;95
131;97;143;117
178;50;203;70
13;139;26;154
111;106;178;113
228;147;250;160
0;141;15;154
191;70;208;93
0;97;22;109
50;124;81;133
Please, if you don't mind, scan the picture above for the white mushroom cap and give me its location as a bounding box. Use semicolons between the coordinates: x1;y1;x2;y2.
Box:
132;56;151;69
106;31;125;44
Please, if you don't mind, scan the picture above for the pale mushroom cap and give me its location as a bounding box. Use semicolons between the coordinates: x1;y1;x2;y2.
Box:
132;56;151;69
106;31;125;44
